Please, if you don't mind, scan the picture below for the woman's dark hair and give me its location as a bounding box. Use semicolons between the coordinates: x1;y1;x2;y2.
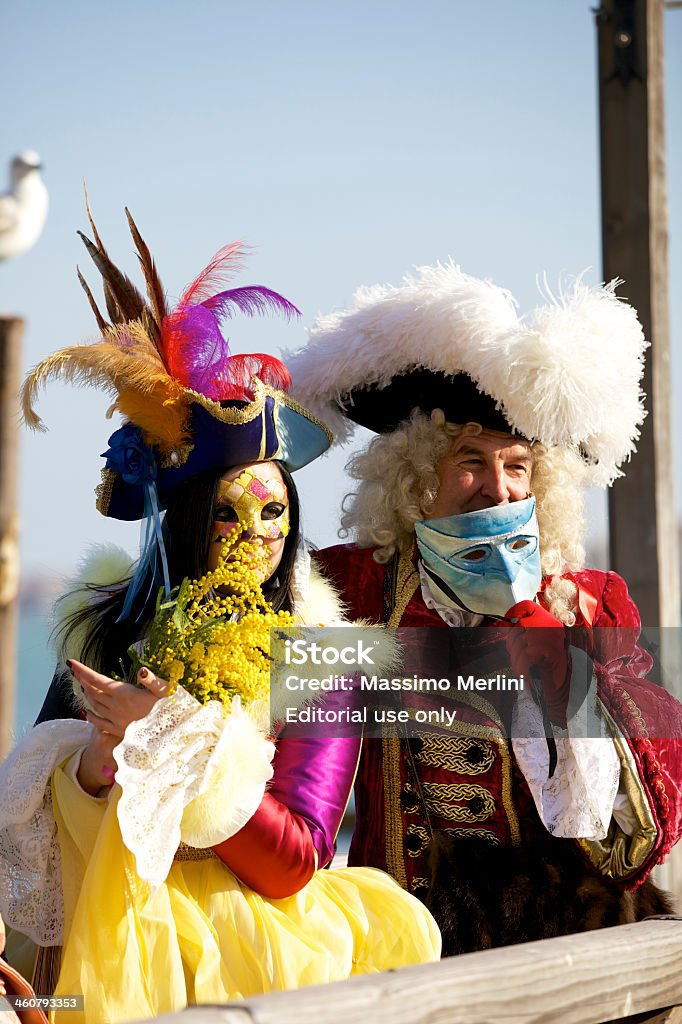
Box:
55;461;301;677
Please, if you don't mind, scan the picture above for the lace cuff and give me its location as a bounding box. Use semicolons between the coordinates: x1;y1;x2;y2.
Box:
0;719;92;945
512;649;620;839
113;687;275;889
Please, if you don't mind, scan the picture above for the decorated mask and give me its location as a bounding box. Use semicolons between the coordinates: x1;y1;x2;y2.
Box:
414;496;542;618
213;469;290;542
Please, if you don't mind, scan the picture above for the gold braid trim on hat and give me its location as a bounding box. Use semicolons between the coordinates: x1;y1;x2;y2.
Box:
95;468;116;516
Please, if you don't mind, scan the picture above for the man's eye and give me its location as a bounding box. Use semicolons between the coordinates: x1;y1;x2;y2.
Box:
262;502;286;520
461;548;487;562
508;538;530;551
215;506;239;523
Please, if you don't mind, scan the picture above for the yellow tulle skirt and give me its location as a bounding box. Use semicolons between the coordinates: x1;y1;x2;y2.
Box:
49;765;440;1024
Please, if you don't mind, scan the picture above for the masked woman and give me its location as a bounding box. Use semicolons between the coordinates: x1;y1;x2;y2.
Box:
0;210;440;1024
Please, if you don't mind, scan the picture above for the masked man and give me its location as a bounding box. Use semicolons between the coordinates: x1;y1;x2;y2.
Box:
288;262;682;953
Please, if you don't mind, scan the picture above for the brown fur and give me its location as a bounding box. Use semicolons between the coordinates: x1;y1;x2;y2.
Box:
427;832;674;957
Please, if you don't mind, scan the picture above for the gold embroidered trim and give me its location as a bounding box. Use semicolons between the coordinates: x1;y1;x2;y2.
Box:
440;827;501;845
615;687;649;738
183;376;267;424
405;824;431;857
456;689;506;733
382;732;408;888
184;378;333;443
424;781;495;822
278;391;334;443
387;549;421;628
496;738;521;846
95;467;115;515
174;842;218;862
404;779;496;822
415;735;496;775
411;876;430;891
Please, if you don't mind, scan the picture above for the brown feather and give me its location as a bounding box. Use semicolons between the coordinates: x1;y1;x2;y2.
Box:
125;208;168;348
83;182;108;257
103;281;120;323
77;267;110;334
78;231;147;325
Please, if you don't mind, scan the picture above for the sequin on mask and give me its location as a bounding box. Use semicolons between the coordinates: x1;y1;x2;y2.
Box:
213;470;290;541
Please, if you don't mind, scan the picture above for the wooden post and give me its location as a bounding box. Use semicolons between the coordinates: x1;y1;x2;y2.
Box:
596;0;681;900
0;317;23;759
597;0;678;629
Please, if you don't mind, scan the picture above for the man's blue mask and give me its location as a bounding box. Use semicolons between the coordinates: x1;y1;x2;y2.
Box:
414;496;542;618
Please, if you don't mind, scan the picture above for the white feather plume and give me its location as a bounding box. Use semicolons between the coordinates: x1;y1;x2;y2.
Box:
286;261;519;443
287;263;648;487
503;278;647;485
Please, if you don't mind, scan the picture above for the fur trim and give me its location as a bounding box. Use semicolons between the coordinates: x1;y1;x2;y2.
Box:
52;544;133;657
286;264;647;486
294;559;349;626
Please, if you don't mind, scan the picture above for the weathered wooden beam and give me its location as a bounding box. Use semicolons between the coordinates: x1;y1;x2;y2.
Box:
596;0;681;910
0;317;23;760
597;0;679;631
140;920;682;1024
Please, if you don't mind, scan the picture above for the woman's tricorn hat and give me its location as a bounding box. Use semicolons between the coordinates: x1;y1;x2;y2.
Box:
286;261;648;487
21;203;332;522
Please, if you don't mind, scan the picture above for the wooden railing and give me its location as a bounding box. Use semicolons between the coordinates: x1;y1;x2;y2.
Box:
143;919;682;1024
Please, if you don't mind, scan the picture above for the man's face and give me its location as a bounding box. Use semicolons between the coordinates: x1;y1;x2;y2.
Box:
426;428;533;518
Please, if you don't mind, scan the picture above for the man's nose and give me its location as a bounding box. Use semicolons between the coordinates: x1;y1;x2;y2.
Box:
480;464;510;504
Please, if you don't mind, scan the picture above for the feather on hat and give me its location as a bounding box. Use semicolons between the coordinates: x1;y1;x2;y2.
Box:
286;261;647;487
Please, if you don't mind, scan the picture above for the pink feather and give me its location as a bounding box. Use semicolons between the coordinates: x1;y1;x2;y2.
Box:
178;242;248;308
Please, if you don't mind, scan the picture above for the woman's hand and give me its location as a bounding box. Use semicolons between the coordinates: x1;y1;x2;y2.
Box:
68;659;169;738
68;659;169;795
76;728;120;797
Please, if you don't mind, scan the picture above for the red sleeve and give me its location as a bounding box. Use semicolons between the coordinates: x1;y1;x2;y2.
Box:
583;570;682;883
212;793;317;899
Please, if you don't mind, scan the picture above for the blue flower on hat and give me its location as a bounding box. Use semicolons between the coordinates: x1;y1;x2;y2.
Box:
102;424;158;485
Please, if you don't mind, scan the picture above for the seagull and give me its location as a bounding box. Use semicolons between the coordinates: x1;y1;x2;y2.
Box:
0;150;49;262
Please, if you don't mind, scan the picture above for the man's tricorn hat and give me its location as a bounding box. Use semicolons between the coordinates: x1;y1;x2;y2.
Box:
286;261;648;487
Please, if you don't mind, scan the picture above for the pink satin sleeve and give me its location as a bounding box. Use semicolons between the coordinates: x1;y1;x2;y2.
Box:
212;730;362;898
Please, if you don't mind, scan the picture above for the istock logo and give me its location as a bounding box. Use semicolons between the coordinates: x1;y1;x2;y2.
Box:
284;639;376;666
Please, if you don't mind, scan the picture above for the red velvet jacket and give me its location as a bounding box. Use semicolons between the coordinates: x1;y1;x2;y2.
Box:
314;543;682;893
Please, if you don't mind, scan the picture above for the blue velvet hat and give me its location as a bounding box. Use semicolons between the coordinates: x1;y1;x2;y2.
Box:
22;208;332;525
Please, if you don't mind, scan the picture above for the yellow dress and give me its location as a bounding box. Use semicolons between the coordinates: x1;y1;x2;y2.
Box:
50;764;440;1024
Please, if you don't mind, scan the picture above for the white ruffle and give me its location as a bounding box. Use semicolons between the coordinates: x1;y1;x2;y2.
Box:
0;719;92;944
113;687;275;890
512;650;620;839
418;563;483;627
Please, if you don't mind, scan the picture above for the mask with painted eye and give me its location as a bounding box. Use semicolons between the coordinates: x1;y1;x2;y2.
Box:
414;496;542;617
213;470;290;543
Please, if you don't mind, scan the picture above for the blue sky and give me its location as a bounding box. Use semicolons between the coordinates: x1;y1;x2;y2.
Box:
2;0;681;582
